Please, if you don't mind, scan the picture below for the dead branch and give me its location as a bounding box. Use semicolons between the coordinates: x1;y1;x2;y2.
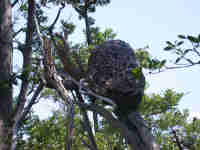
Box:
43;37;70;102
74;90;99;150
11;82;44;150
49;4;65;33
13;28;23;38
16;82;44;129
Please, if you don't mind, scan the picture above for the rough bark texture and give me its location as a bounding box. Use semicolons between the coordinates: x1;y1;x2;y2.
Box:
0;0;13;149
127;112;160;150
14;0;35;123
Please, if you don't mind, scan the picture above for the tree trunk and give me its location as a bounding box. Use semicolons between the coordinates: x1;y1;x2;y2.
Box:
0;120;12;150
127;112;160;150
0;0;13;149
85;12;92;45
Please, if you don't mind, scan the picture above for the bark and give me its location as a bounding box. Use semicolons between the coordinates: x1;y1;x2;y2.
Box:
14;0;35;118
75;91;98;150
64;104;75;150
11;1;35;149
0;0;13;149
127;112;160;150
85;12;92;45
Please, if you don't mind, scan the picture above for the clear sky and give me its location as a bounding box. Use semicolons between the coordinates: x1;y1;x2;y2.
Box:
33;0;200;119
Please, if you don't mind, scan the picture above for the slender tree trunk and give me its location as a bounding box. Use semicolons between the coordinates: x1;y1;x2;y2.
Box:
84;1;92;46
0;0;13;149
85;12;92;45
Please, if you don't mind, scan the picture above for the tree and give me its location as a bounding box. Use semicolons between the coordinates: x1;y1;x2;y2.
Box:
163;34;200;69
0;0;13;149
1;0;199;149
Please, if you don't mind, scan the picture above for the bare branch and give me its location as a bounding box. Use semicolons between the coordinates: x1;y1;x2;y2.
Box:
165;63;199;70
49;5;65;33
192;47;200;57
16;82;44;129
34;15;43;45
64;76;115;106
11;82;43;150
75;91;99;150
13;28;23;38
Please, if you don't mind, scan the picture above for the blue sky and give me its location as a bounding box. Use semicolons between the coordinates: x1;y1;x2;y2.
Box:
33;0;200;118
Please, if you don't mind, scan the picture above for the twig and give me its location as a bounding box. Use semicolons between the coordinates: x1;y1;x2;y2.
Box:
11;82;44;150
16;82;44;129
13;28;23;38
165;63;199;69
193;48;200;57
34;15;43;45
75;90;99;150
12;0;19;7
49;5;65;33
73;78;116;106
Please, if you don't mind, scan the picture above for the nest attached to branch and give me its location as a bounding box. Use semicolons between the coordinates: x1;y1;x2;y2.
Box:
87;40;145;113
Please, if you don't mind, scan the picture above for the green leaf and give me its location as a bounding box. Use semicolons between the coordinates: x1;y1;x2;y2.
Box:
187;35;199;43
175;57;181;64
177;41;184;46
19;4;28;11
131;67;142;79
178;34;186;39
166;41;174;46
160;60;166;67
183;49;191;55
164;46;173;51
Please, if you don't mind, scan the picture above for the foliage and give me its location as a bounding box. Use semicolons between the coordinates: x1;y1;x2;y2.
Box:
136;46;166;72
16;89;200;150
164;34;200;68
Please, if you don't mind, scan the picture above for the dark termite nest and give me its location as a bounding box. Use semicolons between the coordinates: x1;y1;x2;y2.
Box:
87;40;145;115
